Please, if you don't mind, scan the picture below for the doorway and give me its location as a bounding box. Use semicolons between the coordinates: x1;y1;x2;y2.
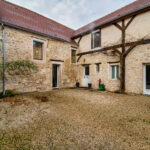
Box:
52;64;60;88
83;65;90;87
143;65;150;95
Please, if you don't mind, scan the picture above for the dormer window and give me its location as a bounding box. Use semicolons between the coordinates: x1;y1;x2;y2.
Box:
91;30;101;50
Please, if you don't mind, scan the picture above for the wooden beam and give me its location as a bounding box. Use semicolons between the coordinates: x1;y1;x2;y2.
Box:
124;44;137;57
113;48;122;55
77;55;82;62
107;61;120;64
124;39;144;57
95;62;102;64
77;36;82;45
113;23;122;30
50;59;64;62
125;15;136;30
82;64;91;66
120;19;126;92
77;39;150;56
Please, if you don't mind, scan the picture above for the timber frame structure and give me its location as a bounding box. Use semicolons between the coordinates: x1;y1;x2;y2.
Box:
76;14;150;92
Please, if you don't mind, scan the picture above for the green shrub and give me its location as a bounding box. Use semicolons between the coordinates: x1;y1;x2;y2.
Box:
0;60;38;79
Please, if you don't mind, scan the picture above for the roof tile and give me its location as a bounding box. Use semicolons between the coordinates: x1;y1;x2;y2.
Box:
0;0;74;42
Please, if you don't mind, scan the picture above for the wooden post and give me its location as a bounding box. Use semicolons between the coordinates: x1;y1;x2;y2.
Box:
120;20;126;92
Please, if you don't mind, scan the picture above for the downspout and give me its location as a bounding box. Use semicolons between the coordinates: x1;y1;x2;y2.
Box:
1;23;5;96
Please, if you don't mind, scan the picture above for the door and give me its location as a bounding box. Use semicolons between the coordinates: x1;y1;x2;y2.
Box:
144;65;150;95
83;65;90;87
53;64;59;88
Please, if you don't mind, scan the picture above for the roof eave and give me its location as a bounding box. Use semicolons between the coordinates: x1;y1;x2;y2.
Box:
72;4;150;39
0;21;77;45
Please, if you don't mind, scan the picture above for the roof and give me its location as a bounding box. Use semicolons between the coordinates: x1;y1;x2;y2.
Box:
73;0;150;38
0;0;74;42
1;0;150;42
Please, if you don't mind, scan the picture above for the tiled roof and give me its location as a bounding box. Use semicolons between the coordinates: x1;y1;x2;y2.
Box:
0;0;74;42
0;0;150;41
73;0;150;38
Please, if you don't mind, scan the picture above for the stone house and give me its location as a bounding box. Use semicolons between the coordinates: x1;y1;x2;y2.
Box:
1;0;150;94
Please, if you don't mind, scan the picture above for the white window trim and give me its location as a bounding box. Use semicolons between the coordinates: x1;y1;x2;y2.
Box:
92;47;101;51
33;38;45;43
71;47;77;64
51;61;62;65
91;29;101;50
110;63;119;80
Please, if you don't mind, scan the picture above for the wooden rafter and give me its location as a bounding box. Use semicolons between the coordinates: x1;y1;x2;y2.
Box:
125;15;136;30
77;36;82;45
113;23;122;30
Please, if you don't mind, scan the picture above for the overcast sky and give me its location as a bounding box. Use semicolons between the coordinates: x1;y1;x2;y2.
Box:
7;0;135;29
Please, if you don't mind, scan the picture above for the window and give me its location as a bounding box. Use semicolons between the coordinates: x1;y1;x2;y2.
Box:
33;41;43;60
96;64;100;72
71;48;77;63
110;64;119;79
91;30;101;50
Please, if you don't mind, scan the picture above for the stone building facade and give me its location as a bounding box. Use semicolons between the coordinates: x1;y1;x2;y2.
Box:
75;11;150;94
1;0;150;94
0;25;78;92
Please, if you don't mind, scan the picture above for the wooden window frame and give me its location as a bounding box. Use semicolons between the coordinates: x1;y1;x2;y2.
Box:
91;29;101;50
33;39;44;60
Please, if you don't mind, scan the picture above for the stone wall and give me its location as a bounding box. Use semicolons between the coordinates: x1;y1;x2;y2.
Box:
77;11;150;94
77;52;120;91
0;26;77;92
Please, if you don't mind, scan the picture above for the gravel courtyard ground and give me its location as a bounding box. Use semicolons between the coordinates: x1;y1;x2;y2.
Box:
0;88;150;150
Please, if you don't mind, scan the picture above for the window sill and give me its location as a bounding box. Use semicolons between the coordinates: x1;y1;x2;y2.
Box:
111;79;120;81
91;47;101;51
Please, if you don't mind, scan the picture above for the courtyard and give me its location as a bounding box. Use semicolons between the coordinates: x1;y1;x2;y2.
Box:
0;89;150;150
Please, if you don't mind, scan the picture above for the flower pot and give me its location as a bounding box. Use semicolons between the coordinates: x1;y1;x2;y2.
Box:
99;84;105;91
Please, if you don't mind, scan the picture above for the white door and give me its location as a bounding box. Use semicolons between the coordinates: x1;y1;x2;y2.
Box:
143;65;150;95
83;65;90;87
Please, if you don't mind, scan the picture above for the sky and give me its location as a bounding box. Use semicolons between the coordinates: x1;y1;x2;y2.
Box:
7;0;135;29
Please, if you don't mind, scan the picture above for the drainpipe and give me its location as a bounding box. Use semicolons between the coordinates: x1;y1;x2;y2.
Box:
1;23;5;96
